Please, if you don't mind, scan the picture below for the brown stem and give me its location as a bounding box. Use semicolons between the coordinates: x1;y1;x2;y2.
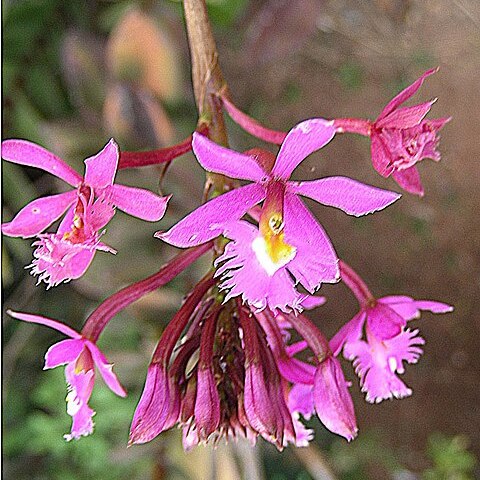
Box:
183;0;227;145
183;0;236;260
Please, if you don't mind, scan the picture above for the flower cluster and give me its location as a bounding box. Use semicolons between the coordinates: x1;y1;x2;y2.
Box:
3;68;452;448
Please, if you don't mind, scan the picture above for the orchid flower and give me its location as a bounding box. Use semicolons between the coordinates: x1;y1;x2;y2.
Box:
332;262;453;403
256;309;358;442
158;119;400;311
370;68;450;195
8;310;126;440
2;139;170;286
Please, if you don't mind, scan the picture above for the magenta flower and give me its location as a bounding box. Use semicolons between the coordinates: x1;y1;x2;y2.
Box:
8;310;126;440
129;268;354;448
256;309;358;442
2;139;170;286
331;264;453;402
158;119;401;311
28;191;116;287
370;68;450;196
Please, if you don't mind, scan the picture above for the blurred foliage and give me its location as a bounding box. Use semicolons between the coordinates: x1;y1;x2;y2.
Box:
423;433;477;480
4;368;154;480
337;61;364;91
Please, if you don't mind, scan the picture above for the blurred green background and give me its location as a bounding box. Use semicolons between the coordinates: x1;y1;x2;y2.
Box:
2;0;479;479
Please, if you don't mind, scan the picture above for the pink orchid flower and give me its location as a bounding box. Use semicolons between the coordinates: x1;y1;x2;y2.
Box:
2;139;170;286
370;68;450;196
158;119;400;310
330;295;453;403
257;309;358;442
8;310;126;440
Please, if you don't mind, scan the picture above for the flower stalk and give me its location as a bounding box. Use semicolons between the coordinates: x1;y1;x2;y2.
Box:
82;243;212;342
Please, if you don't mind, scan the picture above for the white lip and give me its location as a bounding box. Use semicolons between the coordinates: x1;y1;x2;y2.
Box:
251;236;296;276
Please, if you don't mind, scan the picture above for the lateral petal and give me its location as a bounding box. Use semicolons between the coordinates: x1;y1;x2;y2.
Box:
391;167;424;196
2;190;77;238
110;184;170;221
290;176;400;217
412;300;454;314
378;295;419;321
1;139;82;186
44;338;86;369
86;340;127;397
330;311;366;357
376;101;434;129
367;303;406;340
283;192;339;291
371;133;394;177
156;183;265;247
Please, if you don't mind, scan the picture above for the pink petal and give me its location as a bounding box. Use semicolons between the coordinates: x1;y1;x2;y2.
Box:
84;195;116;232
277;356;315;384
195;367;221;437
377;68;438;120
371;133;394;177
30;237;97;288
285;341;308;357
428;117;451;131
300;295;326;310
345;339;412;403
378;295;419;321
1;139;83;186
367;303;406;340
244;363;277;437
2;190;77;238
290;176;401;217
283;193;339;292
314;357;357;441
44;338;86;369
64;363;96;440
271;119;336;181
288;383;314;419
412;300;454;314
215;221;305;313
376;101;434;129
378;296;453;320
86;341;127;397
391;167;424;196
129;363;170;444
192;132;268;182
330;311;366;357
109;184;169;221
83;139;118;189
156;183;266;247
7;310;81;338
57;205;77;235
